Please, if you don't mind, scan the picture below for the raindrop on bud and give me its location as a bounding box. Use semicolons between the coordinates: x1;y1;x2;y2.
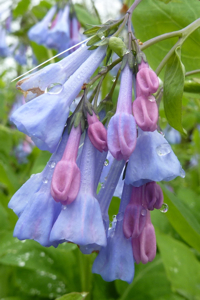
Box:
160;203;168;213
45;83;63;95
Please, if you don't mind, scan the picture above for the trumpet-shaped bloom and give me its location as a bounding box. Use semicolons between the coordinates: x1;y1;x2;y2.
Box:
87;112;108;152
125;129;184;187
107;64;137;161
0;25;11;57
50;133;107;247
133;95;158;132
51;125;81;204
46;6;70;51
28;6;57;45
8;130;69;246
16;45;92;101
92;184;135;283
132;211;156;264
69;17;82;52
11;46;107;152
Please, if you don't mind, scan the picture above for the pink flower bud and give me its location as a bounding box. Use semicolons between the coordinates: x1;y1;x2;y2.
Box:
144;182;163;210
123;186;147;238
136;67;159;97
132;211;156;264
133;96;158;132
51;125;81;204
87;113;108;152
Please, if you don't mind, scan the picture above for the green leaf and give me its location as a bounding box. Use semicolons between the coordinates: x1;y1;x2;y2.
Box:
86;35;101;46
115;255;176;300
132;0;200;76
30;42;49;64
31;150;51;174
160;184;200;253
13;0;31;18
56;292;88;300
74;4;100;27
83;26;101;36
163;47;185;133
156;230;200;299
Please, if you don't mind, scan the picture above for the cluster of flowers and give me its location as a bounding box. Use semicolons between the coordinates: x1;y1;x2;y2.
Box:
28;4;82;54
0;13;12;57
9;22;184;284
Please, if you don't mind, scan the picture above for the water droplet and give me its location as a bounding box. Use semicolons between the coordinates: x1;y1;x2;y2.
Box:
160;203;168;213
141;208;147;216
104;159;109;166
148;95;156;102
112;76;116;82
42;178;48;184
30;174;34;178
180;168;185;178
49;161;56;168
117;212;124;221
158;130;165;137
45;83;63;95
40;252;45;257
125;50;130;54
156;143;171;156
101;35;105;40
18;261;25;267
62;205;67;210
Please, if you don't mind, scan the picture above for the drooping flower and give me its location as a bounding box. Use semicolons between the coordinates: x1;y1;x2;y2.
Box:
69;16;82;53
0;25;11;57
28;6;57;45
107;63;137;161
8;129;69;246
16;45;92;101
14;44;27;65
92;183;135;283
125;129;184;187
50;132;107;247
11;46;107;153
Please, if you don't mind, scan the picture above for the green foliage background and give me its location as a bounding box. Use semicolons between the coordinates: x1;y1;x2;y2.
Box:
0;0;200;299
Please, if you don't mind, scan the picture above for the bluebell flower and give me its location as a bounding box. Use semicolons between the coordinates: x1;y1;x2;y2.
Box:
10;46;107;152
16;44;92;101
0;25;11;57
46;6;70;51
80;156;125;254
50;132;107;247
14;44;27;65
28;6;57;45
92;183;135;283
164;125;181;144
8;129;69;246
125;129;184;187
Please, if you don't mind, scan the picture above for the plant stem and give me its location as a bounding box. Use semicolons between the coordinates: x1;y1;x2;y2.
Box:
185;69;200;77
127;0;143;14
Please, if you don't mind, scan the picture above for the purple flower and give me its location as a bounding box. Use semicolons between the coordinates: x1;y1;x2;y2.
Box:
69;16;82;52
92;183;135;283
14;44;27;65
46;6;70;51
107;64;137;161
50;132;107;247
8;129;70;246
28;6;57;45
11;46;107;152
125;129;184;187
164;125;181;144
0;25;11;57
16;45;92;101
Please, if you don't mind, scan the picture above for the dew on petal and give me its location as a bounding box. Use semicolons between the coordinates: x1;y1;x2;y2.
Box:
42;177;48;184
141;208;147;216
49;161;56;168
160;203;168;213
180;168;185;178
104;159;109;166
45;83;63;95
156;143;171;156
148;95;156;102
